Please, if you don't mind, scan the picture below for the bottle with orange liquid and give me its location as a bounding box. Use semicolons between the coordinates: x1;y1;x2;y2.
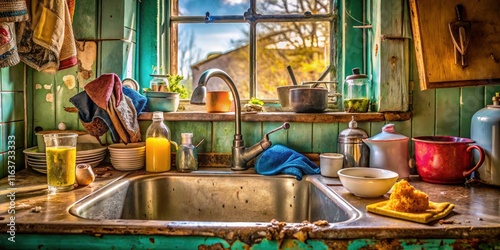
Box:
145;112;177;172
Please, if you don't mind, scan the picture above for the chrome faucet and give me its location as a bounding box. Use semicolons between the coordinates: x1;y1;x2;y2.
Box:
190;68;290;170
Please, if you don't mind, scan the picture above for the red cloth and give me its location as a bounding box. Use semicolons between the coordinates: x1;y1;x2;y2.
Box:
84;73;123;110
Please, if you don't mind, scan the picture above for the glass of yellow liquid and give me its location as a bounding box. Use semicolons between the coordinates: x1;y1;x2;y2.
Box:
43;133;78;192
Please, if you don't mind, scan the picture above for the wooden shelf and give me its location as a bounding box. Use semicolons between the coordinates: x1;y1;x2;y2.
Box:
138;111;412;123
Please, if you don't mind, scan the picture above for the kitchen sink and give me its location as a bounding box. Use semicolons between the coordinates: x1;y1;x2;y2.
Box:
69;170;359;224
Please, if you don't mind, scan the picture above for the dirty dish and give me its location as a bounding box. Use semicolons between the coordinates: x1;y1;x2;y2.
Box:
337;167;399;197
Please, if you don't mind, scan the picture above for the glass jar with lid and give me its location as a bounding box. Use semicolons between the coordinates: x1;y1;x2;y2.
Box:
343;68;371;112
150;75;169;92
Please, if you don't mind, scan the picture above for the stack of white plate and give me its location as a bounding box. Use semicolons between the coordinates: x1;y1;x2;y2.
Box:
108;142;145;171
24;143;107;174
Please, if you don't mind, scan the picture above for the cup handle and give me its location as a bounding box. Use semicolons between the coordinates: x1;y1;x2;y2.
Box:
463;145;485;177
170;141;178;151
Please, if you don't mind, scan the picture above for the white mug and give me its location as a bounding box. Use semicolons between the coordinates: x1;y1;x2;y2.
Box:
320;153;344;177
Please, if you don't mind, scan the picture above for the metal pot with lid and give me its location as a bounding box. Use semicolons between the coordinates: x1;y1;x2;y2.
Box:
362;124;410;178
337;116;369;168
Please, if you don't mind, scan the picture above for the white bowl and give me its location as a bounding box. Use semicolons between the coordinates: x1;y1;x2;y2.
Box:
337;167;399;197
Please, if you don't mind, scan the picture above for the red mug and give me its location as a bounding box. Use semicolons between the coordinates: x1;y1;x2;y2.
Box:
412;136;485;184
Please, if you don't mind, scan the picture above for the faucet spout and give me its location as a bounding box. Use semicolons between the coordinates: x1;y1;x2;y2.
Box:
190;69;289;170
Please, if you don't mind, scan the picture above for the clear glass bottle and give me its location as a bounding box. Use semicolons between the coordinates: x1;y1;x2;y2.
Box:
343;68;371;112
176;133;198;172
145;112;177;172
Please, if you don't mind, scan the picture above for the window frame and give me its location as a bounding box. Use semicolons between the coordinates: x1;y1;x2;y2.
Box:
164;0;338;99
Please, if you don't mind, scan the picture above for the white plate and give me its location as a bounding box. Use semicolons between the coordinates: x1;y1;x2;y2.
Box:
108;142;145;150
31;167;47;174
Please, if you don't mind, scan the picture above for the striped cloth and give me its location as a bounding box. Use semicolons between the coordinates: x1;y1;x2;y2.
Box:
0;0;29;22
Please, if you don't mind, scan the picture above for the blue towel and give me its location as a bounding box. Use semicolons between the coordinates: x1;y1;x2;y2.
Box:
255;144;320;181
122;86;147;114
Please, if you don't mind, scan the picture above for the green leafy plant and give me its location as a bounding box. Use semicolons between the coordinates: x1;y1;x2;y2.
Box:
167;74;188;99
248;97;264;106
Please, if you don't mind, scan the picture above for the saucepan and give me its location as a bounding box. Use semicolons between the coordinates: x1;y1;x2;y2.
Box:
289;84;328;113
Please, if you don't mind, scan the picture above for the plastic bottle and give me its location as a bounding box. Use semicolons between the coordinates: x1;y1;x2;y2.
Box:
145;112;177;172
176;133;198;172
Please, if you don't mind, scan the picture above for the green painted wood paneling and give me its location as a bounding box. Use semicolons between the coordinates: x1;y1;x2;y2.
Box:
1;63;24;91
287;122;312;152
0;121;24;152
169;121;212;153
460;86;485;138
263;122;288;146
0;92;24;123
55;67;80;131
313;122;339;153
73;0;98;39
32;71;56;131
213;121;233;153
484;85;500;106
100;40;126;76
100;0;125;40
241;122;262;148
435;88;460;136
138;0;159;91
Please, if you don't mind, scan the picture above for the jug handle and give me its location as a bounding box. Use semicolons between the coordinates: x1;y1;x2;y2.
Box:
462;145;485;177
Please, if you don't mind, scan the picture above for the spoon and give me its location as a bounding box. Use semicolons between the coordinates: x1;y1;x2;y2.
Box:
286;65;298;85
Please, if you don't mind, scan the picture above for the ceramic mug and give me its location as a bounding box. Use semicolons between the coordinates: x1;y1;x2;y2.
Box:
320;153;344;177
206;91;233;113
412;136;485;184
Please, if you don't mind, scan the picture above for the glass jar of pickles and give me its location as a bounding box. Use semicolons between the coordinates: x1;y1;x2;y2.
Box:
343;68;371;112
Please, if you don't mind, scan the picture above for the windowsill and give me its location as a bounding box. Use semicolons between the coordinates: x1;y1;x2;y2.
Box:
137;110;412;123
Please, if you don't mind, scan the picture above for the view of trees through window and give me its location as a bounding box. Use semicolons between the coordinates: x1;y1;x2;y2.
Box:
171;0;335;100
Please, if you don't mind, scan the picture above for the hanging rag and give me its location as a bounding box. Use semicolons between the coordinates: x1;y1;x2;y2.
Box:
69;73;142;144
0;0;29;68
16;0;77;73
255;144;320;181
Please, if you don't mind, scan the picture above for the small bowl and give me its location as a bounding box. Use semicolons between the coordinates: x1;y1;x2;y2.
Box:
145;91;180;112
337;167;399;197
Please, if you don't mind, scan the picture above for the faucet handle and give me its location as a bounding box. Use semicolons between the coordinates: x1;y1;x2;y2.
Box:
264;122;290;141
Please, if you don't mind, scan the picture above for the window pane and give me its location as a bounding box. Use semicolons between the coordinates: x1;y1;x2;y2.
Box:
256;0;330;15
256;22;331;99
179;23;250;99
177;0;249;16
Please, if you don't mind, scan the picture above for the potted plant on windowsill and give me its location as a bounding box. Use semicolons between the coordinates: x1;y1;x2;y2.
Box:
143;69;188;112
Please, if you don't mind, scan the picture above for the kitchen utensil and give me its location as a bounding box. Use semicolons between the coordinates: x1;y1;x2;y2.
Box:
337;116;369;168
277;85;309;111
289;87;328;113
362;124;410;178
471;93;500;186
317;65;334;81
412;136;485;184
449;4;471;67
286;65;298;85
319;153;344;177
337;167;399;198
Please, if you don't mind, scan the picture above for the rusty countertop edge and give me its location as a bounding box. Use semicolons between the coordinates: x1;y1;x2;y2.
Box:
0;168;499;240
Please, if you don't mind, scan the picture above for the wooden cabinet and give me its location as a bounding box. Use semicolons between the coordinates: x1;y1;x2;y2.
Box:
409;0;500;90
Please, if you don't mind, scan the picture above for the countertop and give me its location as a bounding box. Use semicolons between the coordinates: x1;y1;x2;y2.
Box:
1;166;499;244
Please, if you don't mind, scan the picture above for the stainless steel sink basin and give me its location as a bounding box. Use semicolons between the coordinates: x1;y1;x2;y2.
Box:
69;170;359;224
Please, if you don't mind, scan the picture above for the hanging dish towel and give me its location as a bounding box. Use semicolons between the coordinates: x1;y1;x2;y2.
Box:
366;200;455;224
255;144;320;181
0;0;29;68
16;0;77;73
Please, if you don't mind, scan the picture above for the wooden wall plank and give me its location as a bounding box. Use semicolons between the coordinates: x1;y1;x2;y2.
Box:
460;86;485;138
313;123;338;153
435;88;460;136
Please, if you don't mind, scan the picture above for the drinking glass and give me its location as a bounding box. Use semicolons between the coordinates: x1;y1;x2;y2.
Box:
43;133;78;192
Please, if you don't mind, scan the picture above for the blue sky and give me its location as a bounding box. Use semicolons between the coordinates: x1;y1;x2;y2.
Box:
179;0;250;59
